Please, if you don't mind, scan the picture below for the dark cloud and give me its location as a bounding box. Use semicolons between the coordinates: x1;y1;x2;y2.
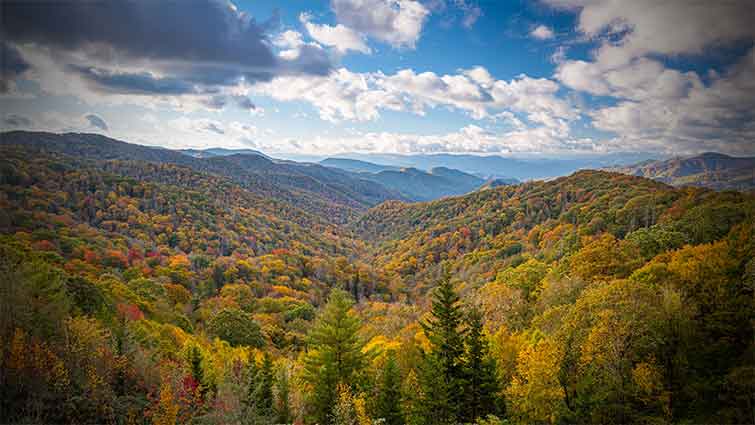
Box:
2;114;33;128
1;43;31;92
1;0;276;69
1;0;332;96
84;114;108;131
70;66;198;95
233;96;257;111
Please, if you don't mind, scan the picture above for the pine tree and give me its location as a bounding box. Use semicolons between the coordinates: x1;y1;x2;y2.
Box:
274;365;293;424
303;289;366;424
376;351;404;425
186;344;206;401
462;305;501;422
402;369;425;425
252;353;274;420
419;275;466;424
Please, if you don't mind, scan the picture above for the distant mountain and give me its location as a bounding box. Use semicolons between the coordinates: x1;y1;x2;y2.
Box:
320;158;398;173
357;166;485;201
329;152;658;180
0;131;406;223
606;152;755;191
480;177;520;190
180;147;271;159
321;158;487;201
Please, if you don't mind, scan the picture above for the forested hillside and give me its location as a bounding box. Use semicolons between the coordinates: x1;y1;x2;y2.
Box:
607;152;755;191
1;135;753;425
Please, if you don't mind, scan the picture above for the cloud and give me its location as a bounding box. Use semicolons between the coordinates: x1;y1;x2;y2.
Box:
331;0;430;48
0;1;333;103
1;43;31;92
543;0;755;63
2;114;33;128
453;0;482;28
299;124;596;155
300;13;371;54
544;0;755;155
84;113;109;131
253;66;577;134
531;25;554;40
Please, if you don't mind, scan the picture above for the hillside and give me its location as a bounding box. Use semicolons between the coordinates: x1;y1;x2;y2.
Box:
180;147;271;160
0;131;406;223
607;152;755;190
1;134;754;425
322;159;486;201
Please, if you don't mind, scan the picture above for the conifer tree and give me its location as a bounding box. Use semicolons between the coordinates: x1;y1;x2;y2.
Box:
419;275;466;424
252;353;274;420
462;305;500;422
274;365;292;425
402;369;425;425
303;289;366;424
186;344;206;401
376;351;404;425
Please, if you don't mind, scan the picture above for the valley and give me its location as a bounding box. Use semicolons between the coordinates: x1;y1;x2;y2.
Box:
1;132;753;424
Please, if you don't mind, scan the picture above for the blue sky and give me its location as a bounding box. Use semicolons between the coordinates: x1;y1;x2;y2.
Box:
1;0;754;157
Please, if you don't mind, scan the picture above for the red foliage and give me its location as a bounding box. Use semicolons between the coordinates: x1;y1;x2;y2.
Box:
32;239;57;252
271;248;290;256
128;247;144;265
117;303;145;321
84;249;100;264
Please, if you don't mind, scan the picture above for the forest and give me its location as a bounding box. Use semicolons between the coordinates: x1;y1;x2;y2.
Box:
1;136;753;425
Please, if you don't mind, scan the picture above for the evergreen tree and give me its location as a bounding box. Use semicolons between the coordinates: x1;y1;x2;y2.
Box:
376;351;404;425
462;306;501;422
186;344;207;401
274;365;293;424
419;275;466;424
303;289;366;424
252;353;274;420
402;369;425;425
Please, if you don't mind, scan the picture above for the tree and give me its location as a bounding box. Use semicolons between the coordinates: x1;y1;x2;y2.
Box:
206;308;264;348
505;337;565;424
462;306;500;422
418;276;466;424
186;344;207;402
250;353;274;420
402;369;425;425
303;289;366;424
376;351;404;425
274;364;293;425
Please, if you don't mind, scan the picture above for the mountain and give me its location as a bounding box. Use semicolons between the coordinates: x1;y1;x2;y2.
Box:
328;152;658;180
320;157;398;173
607;152;755;190
179;147;271;159
0;131;407;223
358;166;485;201
479;177;520;189
2;141;754;424
321;157;485;201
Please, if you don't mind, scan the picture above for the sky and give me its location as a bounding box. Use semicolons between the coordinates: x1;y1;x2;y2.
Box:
1;0;754;157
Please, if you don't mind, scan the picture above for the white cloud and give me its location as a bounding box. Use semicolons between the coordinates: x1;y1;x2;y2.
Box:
543;0;755;62
300;13;371;54
531;25;554;40
297;124;596;155
331;0;430;48
545;0;755;155
254;66;578;130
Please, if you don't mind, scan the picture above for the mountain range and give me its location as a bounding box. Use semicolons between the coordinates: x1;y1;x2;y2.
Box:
606;152;755;191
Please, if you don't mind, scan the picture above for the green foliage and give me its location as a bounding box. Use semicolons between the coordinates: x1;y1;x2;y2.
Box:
303;289;366;424
375;351;404;425
207;308;264;348
1;139;754;425
419;276;467;424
